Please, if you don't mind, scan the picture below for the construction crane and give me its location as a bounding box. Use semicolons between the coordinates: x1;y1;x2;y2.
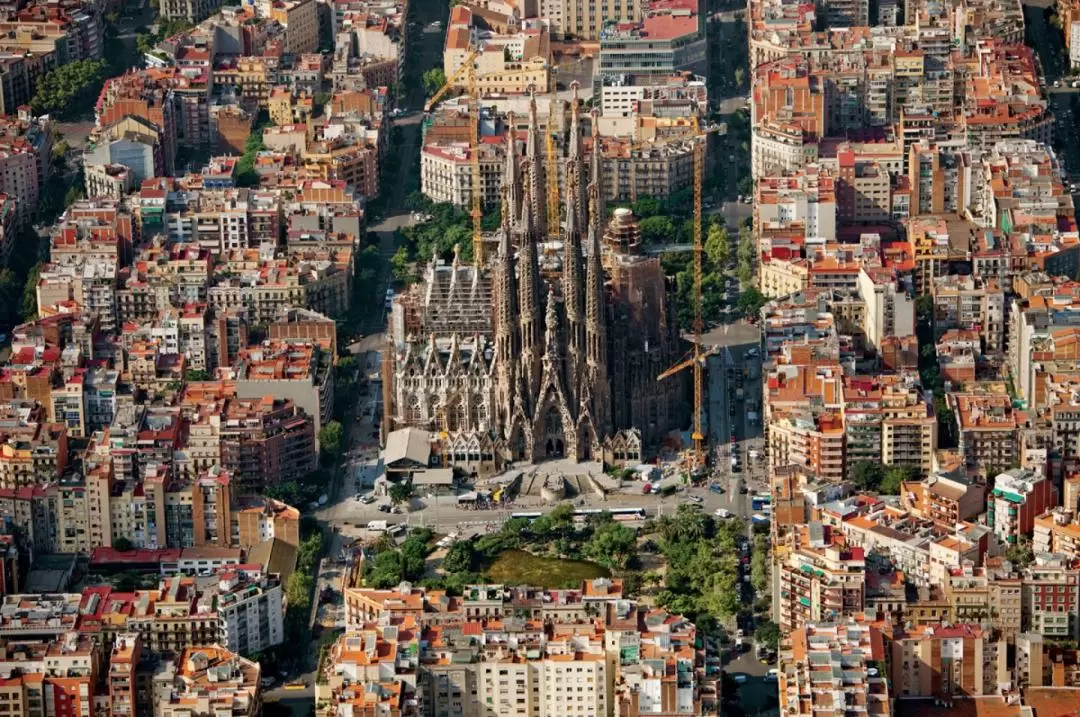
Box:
425;47;486;263
656;116;708;473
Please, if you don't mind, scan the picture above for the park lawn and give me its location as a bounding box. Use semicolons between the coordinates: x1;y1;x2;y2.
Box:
487;549;610;588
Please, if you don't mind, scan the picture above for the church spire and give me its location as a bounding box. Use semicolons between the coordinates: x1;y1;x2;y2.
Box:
518;182;543;403
583;191;611;435
543;283;559;357
526;89;547;240
588;108;606;242
503;112;520;228
563;172;584;406
567;82;587;231
494;210;521;429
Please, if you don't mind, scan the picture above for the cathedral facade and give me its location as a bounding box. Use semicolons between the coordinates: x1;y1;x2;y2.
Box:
388;92;684;466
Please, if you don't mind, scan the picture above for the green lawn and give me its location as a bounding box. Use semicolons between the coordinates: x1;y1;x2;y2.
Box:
486;550;610;588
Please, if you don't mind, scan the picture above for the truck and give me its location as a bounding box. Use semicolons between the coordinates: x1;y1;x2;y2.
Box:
366;520;389;532
751;513;770;525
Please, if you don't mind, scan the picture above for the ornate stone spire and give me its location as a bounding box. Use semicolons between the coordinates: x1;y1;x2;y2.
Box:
567;82;587;231
518;183;543;402
543;283;559;357
503;111;520;228
563;173;584;405
583;192;611;435
588;108;606;242
525;89;547;240
494;211;521;429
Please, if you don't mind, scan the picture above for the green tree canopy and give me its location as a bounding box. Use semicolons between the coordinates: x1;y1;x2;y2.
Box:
755;620;781;651
422;68;447;96
443;541;476;574
31;60;108;119
389;479;414;506
705;223;731;268
737;287;767;319
584;521;638;570
318;420;344;459
639;215;677;244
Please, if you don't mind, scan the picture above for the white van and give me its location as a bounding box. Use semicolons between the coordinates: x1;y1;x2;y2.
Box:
367;520;388;532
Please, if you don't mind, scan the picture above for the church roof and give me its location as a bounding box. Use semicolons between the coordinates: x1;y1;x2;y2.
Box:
385;427;433;466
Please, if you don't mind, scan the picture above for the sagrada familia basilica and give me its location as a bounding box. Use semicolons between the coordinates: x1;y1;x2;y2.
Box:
386;92;685;470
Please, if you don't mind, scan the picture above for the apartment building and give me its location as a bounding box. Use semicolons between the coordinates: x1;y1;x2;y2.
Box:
218;396;317;491
0;632;98;717
775;522;866;633
987;468;1057;545
215;569;285;656
420;140;505;210
234;340;334;434
1034;509;1080;557
842;374;936;474
258;0;319;54
778;620;889;717
908;141;972;217
155;647;260;717
932;275;1006;356
899;472;985;527
950;393;1019;475
0;408;69;489
108;634;143;717
543;0;642;39
768;412;845;484
160;0;221;22
96;72;178;175
1021;556;1080;640
333;579;702;717
943;564;1023;640
841;507;990;587
857;268;915;352
889;623;1006;700
755;168;838;242
1016;631;1080;687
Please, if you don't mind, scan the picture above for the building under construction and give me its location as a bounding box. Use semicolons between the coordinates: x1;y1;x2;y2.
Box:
386;94;684;469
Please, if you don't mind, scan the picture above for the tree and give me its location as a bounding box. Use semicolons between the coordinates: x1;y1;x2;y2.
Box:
705;223;730;268
318;420;344;460
286;571;314;611
737;287;767;319
632;196;663;218
184;369;211;382
20;263;41;321
1005;535;1034;568
31;60;108;118
737;226;755;263
443;541;476;573
422;68;447;96
0;269;20;328
585;521;638;569
389;479;413;506
736;261;754;287
113;537;134;552
734;67;746;88
751;549;768;593
849;461;884;492
391;246;412;281
755;620;781;651
639;215;677;244
880;465;919;494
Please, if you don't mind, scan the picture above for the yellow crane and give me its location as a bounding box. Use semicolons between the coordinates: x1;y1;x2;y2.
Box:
425;47;486;263
656;116;709;472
